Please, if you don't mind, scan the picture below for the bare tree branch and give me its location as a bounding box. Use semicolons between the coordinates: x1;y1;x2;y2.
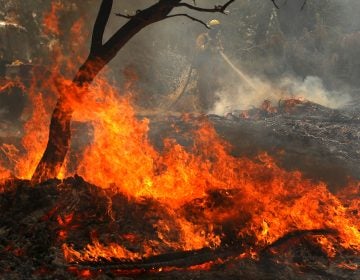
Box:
91;0;113;53
165;14;209;29
271;0;279;9
270;0;306;10
175;0;234;14
114;12;133;19
301;0;307;10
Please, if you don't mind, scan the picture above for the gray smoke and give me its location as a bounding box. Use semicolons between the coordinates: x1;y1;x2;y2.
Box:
211;73;352;116
2;0;359;119
102;0;360;113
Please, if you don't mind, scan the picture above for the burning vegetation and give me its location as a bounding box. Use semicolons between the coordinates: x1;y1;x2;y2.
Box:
0;0;359;279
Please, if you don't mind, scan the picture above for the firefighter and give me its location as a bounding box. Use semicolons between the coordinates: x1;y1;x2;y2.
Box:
193;19;223;112
171;19;224;112
196;19;223;52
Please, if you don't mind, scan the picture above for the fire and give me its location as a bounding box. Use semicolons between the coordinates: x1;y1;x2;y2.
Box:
0;2;88;181
337;262;359;270
188;258;225;270
42;1;63;36
63;240;141;263
0;80;23;92
15;91;50;179
280;97;305;113
0;166;10;190
0;165;10;182
314;236;337;258
0;87;51;180
57;74;359;260
0;2;359;270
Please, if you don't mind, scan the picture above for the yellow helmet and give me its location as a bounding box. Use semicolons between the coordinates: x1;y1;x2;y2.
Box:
208;19;220;27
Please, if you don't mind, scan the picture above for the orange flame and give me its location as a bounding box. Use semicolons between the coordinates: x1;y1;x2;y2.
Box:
0;165;11;186
43;1;63;36
63;240;141;263
1;2;359;266
60;74;360;260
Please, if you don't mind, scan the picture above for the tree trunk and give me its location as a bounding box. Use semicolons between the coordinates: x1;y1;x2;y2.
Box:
32;0;181;182
31;57;106;183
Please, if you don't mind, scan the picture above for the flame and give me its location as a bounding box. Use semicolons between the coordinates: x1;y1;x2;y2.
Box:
42;1;63;36
337;262;359;270
15;91;50;179
0;80;24;92
0;164;11;187
0;84;53;180
188;258;224;271
280;98;305;113
1;3;359;267
0;3;88;181
63;240;141;263
58;73;359;260
314;236;337;258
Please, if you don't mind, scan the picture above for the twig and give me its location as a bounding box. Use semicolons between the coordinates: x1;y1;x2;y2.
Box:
165;14;209;29
114;12;133;19
301;0;307;10
175;0;234;14
271;0;279;9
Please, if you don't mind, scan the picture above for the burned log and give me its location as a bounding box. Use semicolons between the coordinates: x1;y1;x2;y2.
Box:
73;247;239;271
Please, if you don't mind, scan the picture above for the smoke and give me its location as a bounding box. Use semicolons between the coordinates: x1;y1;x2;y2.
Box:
105;0;229;107
210;54;352;115
2;0;358;118
278;76;351;108
104;0;360;114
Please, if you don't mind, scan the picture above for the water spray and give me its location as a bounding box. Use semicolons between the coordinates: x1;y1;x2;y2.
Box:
219;50;258;92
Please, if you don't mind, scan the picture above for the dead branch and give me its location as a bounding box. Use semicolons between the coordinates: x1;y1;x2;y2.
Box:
114;13;134;20
165;14;209;29
175;0;234;14
301;0;307;10
271;0;279;9
270;0;307;10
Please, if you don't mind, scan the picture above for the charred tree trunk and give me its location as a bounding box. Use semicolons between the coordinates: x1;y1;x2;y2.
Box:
32;0;234;182
32;0;179;182
31;59;106;183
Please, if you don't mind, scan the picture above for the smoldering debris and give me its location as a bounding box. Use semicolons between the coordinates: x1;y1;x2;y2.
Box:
147;99;360;189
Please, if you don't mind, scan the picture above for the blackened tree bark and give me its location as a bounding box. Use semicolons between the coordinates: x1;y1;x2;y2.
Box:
32;0;235;182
